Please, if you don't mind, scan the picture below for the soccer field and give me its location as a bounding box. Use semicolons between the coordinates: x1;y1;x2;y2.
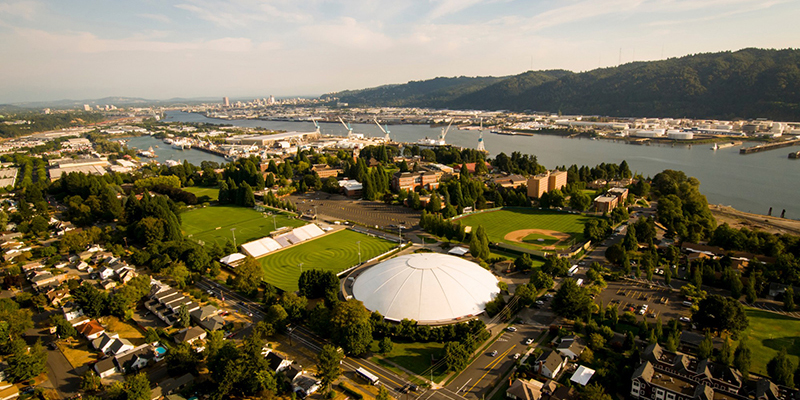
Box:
259;229;396;292
181;205;306;247
455;208;594;250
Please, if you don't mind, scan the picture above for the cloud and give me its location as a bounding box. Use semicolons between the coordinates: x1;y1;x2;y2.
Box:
138;13;171;23
427;0;484;20
0;0;40;20
175;0;310;28
300;17;392;50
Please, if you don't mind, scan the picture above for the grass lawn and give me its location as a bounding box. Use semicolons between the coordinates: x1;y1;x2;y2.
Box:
184;186;219;202
740;308;800;375
456;208;595;251
58;337;99;369
182;205;305;247
100;316;146;346
259;229;396;292
371;340;448;383
522;233;560;247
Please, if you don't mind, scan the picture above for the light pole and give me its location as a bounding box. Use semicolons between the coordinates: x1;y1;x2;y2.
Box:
313;204;318;220
398;226;402;242
299;262;303;274
357;241;361;264
272;214;277;231
230;228;237;248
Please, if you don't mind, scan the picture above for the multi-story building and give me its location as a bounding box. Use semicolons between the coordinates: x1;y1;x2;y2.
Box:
527;173;551;199
527;170;568;199
593;195;619;214
391;171;441;192
630;344;796;400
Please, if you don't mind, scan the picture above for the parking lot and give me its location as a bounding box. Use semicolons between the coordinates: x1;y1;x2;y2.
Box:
598;280;693;322
290;192;421;230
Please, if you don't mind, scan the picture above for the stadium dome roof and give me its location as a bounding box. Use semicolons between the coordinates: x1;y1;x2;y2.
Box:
352;253;499;324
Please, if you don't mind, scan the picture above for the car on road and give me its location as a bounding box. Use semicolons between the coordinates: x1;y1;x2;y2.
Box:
535;300;545;306
679;316;691;323
506;326;517;332
543;294;553;299
513;353;521;360
490;350;498;357
578;261;586;266
525;338;534;345
48;342;58;350
206;290;213;295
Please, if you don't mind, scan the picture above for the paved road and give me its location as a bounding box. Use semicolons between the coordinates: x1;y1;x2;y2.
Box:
26;311;81;399
446;324;540;399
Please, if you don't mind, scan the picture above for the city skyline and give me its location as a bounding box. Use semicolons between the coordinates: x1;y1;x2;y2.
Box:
1;0;799;104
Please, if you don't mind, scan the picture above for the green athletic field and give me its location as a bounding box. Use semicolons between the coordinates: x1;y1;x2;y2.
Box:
455;208;595;251
259;229;396;292
740;308;800;375
181;205;305;247
184;186;219;202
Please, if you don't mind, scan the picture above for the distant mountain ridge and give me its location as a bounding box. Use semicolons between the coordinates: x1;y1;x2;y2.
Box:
324;48;800;120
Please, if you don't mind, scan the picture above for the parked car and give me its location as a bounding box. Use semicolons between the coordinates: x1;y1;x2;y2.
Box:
513;353;521;360
490;350;498;357
679;316;691;323
506;326;517;332
525;338;534;345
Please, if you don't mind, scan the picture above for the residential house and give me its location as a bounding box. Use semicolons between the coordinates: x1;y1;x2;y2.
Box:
78;320;106;341
556;336;586;360
94;357;118;378
266;352;293;373
62;302;85;322
119;269;138;284
174;326;207;345
191;306;226;331
28;270;63;292
114;345;158;374
153;373;195;398
293;373;321;398
506;378;558;400
46;288;71;306
92;333;118;352
21;261;44;273
533;350;566;379
100;280;117;290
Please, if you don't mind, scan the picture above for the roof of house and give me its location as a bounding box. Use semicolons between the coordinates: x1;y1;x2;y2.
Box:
631;361;655;382
266;352;289;371
557;340;585;355
94;356;117;373
507;379;545;400
294;374;320;392
569;366;595;386
174;326;206;343
536;350;564;373
108;338;133;354
77;320;105;337
285;364;303;381
191;305;218;321
196;315;225;331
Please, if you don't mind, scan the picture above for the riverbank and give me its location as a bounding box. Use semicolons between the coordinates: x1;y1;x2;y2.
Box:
710;204;800;236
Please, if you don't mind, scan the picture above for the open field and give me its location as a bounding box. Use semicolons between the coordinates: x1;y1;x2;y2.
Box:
455;208;594;251
182;205;305;247
101;316;146;346
259;229;396;292
184;186;219;202
58;337;99;369
740;308;800;375
371;340;448;383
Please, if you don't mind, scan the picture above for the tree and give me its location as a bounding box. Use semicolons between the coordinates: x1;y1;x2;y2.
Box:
379;337;394;355
569;191;591;211
176;304;190;328
330;299;373;355
377;386;392;400
7;339;47;382
785;286;795;312
745;276;758;304
81;369;102;392
124;372;152;400
552;279;592;319
530;270;554;290
582;383;612;400
767;348;795;387
514;254;534;271
233;256;264;294
588;333;605;350
444;341;469;372
52;315;77;338
734;339;752;379
166;342;201;375
623;225;638;251
692;294;749;337
697;333;713;359
317;344;343;393
718;338;734;366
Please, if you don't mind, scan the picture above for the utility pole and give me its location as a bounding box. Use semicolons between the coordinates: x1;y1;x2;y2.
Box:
231;228;237;248
272;215;277;231
357;241;361;264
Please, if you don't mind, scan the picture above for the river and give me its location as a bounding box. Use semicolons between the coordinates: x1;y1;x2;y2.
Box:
120;135;227;166
163;111;800;219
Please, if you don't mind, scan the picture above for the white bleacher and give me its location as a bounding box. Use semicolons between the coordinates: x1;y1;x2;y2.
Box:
241;241;270;258
240;224;328;258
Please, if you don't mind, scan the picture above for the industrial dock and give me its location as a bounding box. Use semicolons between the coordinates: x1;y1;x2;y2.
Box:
739;138;800;154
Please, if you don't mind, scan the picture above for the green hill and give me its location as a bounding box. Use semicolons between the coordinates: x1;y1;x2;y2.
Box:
324;48;800;120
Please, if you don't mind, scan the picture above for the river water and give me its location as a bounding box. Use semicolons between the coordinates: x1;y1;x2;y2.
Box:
163;111;799;219
121;135;227;166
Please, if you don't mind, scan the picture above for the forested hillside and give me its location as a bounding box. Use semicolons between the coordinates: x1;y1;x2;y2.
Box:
324;48;800;120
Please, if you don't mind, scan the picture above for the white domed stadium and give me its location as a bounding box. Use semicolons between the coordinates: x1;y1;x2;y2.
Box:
352;253;500;325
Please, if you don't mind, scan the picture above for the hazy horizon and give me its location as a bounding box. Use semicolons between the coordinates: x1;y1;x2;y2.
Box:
2;0;799;104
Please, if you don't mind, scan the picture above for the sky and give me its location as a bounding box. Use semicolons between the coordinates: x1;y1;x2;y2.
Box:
1;0;799;103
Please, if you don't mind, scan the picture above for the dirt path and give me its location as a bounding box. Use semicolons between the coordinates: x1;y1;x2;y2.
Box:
710;204;800;236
